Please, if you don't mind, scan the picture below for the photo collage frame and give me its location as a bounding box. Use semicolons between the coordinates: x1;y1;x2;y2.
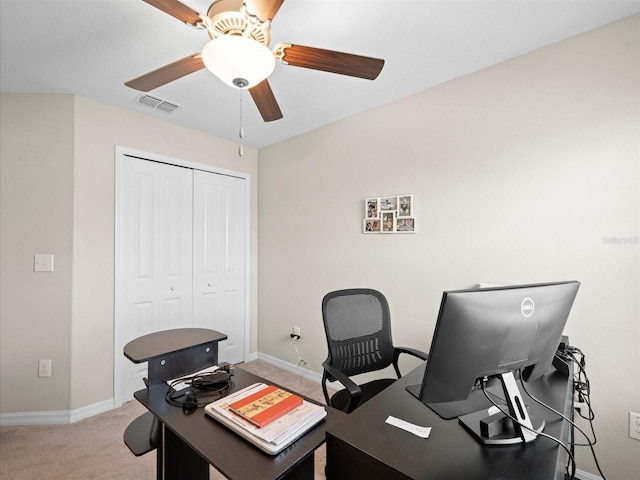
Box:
364;195;415;233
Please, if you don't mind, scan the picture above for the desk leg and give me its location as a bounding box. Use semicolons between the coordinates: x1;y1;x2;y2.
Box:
325;435;399;480
282;453;314;480
161;424;209;480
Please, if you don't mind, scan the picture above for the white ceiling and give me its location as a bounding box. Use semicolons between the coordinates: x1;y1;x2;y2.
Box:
1;0;638;149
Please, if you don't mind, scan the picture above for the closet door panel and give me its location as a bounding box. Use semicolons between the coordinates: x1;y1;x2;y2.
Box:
193;171;246;364
116;158;193;401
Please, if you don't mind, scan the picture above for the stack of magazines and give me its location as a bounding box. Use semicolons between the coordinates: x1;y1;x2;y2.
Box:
205;383;327;454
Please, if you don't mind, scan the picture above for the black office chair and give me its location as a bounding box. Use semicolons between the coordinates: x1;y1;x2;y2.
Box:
321;288;428;413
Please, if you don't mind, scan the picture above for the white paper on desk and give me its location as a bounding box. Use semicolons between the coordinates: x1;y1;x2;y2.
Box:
207;383;326;445
386;416;431;438
166;365;220;391
266;402;326;445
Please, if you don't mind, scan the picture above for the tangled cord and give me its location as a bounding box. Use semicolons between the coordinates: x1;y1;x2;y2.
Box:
165;371;233;411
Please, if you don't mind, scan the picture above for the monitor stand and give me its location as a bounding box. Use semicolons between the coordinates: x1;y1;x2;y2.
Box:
407;377;502;420
458;372;544;445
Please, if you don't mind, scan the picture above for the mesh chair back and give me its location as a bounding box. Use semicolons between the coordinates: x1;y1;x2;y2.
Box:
322;289;396;377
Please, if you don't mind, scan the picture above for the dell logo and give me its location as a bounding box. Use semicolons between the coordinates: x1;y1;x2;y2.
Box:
521;298;535;317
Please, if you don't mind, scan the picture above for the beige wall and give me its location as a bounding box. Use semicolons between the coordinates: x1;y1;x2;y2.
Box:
258;16;639;479
1;94;74;411
0;93;259;413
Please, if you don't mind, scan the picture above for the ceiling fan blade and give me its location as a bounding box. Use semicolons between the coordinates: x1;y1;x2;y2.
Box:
278;44;384;80
249;79;283;122
244;0;285;22
142;0;202;26
125;54;205;91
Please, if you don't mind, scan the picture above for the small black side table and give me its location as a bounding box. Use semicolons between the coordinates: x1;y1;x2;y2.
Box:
122;328;227;477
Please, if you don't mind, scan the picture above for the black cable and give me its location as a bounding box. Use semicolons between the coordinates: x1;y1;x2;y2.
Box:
165;382;232;409
523;364;593;447
165;371;233;410
567;349;595;422
565;347;607;480
553;352;595;445
480;375;577;480
519;375;607;480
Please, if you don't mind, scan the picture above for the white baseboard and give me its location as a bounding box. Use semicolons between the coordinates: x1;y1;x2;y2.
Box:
575;469;603;480
69;399;114;423
0;399;113;426
255;351;323;384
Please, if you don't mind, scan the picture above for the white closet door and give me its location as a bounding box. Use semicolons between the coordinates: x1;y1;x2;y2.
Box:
193;170;246;364
115;157;194;402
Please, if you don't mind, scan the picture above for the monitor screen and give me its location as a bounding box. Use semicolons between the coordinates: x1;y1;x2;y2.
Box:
407;280;580;444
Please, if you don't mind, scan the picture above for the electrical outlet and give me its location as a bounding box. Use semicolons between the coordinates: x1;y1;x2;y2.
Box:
38;359;52;378
630;412;640;441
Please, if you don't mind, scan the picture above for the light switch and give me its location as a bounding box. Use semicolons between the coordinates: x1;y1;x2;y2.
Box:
34;254;54;272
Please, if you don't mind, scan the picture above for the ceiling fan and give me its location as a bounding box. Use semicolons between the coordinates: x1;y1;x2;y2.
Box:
125;0;385;122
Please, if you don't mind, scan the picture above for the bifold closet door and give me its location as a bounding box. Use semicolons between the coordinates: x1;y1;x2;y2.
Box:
192;170;246;365
116;158;194;401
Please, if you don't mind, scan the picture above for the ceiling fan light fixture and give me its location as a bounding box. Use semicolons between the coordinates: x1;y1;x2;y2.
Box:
202;35;275;89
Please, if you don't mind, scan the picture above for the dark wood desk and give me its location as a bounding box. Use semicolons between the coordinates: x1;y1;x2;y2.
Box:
124;328;345;480
326;363;574;480
135;367;345;480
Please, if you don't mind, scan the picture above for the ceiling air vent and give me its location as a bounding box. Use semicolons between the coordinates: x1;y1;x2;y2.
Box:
134;94;182;114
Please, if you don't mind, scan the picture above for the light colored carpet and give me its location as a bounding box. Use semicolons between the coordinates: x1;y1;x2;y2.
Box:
0;360;328;480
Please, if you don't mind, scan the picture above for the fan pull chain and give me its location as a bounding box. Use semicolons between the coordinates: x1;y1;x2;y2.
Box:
238;89;244;157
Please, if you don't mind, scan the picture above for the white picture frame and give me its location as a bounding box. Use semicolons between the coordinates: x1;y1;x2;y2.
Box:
363;195;415;234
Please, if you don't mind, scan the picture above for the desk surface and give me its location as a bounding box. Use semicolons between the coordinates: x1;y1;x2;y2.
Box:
135;367;345;480
326;363;573;480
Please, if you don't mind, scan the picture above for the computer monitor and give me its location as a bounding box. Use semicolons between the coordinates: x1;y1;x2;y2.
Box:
407;281;580;445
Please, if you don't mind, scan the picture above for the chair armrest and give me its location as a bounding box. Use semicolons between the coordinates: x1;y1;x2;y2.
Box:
322;360;362;412
396;346;428;361
392;347;428;378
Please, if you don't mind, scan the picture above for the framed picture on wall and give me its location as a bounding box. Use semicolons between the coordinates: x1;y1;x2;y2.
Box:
398;195;413;217
381;211;395;232
364;218;381;233
363;194;415;234
380;196;398;211
396;217;415;233
365;198;380;219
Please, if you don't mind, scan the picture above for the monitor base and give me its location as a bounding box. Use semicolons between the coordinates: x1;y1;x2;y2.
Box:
459;409;545;445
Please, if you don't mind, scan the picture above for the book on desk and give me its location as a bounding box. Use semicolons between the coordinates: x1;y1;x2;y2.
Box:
205;383;327;455
228;385;304;428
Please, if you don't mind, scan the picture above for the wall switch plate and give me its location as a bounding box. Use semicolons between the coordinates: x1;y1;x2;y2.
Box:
38;359;52;377
630;412;640;441
34;254;54;272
